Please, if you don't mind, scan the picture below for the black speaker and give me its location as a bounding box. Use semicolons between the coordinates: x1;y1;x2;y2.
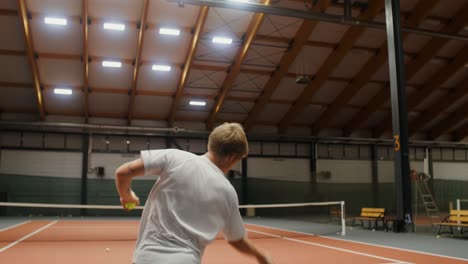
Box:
97;167;105;177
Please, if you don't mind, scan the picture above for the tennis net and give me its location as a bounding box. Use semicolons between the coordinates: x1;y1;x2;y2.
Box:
0;201;345;243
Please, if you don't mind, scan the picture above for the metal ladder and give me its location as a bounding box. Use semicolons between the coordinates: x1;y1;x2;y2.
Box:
416;179;440;228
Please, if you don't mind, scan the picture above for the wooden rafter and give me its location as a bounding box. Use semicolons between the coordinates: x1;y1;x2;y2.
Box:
206;0;271;129
168;6;209;127
428;101;468;140
346;1;468;134
408;75;468;137
242;0;332;131
82;0;89;122
375;46;468;136
278;0;385;134
127;0;150;125
17;0;45;120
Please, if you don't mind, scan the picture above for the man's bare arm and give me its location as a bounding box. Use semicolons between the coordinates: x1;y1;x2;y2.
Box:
115;159;145;207
229;237;272;264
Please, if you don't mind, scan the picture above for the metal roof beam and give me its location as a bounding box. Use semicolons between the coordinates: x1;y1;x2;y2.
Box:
169;0;468;41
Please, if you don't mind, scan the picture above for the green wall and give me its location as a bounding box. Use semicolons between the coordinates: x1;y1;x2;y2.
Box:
1;174;467;217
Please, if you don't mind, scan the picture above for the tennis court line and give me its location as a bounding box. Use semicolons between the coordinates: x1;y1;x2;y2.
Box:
0;220;58;253
246;228;414;264
246;223;468;263
0;220;31;232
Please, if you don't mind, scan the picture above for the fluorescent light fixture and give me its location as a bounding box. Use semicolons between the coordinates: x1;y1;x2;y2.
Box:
103;23;125;31
54;88;72;95
44;17;67;26
212;36;232;45
152;64;171;71
231;0;249;2
102;61;122;68
159;27;180;36
189;100;206;106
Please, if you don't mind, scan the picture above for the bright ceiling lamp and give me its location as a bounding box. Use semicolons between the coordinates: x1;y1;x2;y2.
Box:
189;100;206;106
102;61;122;68
159;27;180;36
54;88;72;95
212;36;233;45
152;64;171;71
103;23;125;31
44;17;67;26
231;0;249;2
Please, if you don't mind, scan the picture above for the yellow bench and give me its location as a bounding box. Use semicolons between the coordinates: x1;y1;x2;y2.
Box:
351;208;385;230
436;210;468;237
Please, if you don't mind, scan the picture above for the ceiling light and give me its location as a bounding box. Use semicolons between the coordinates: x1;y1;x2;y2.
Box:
152;64;171;71
102;61;122;68
159;27;180;36
44;17;67;26
103;23;125;31
231;0;249;2
212;37;232;45
54;88;72;95
189;100;206;106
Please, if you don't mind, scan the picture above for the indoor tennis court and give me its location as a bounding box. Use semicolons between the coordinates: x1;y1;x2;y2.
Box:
1;0;468;263
1;215;468;263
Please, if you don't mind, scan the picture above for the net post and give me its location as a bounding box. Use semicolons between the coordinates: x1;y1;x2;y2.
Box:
340;201;346;236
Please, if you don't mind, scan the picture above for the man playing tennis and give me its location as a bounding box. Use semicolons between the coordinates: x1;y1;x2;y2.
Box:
115;123;273;264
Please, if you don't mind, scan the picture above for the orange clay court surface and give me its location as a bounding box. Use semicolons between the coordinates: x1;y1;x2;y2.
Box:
0;220;467;264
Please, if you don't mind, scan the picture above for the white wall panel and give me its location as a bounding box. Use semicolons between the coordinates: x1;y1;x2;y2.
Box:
89;152;155;180
44;133;65;149
434;162;468;181
247;158;310;182
317;160;371;183
1;131;21;147
0;150;82;178
378;161;424;183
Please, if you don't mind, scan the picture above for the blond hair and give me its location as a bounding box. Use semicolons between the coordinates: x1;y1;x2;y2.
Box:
208;123;248;159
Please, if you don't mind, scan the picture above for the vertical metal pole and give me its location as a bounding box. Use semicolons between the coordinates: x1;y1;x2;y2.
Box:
241;158;248;215
310;143;317;184
371;144;379;207
427;147;434;192
384;0;412;232
81;134;90;216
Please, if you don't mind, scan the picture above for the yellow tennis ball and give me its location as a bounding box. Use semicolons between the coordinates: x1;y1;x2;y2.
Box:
125;203;136;210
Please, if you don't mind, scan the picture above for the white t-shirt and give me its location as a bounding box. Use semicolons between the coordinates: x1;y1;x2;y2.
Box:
133;149;246;264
